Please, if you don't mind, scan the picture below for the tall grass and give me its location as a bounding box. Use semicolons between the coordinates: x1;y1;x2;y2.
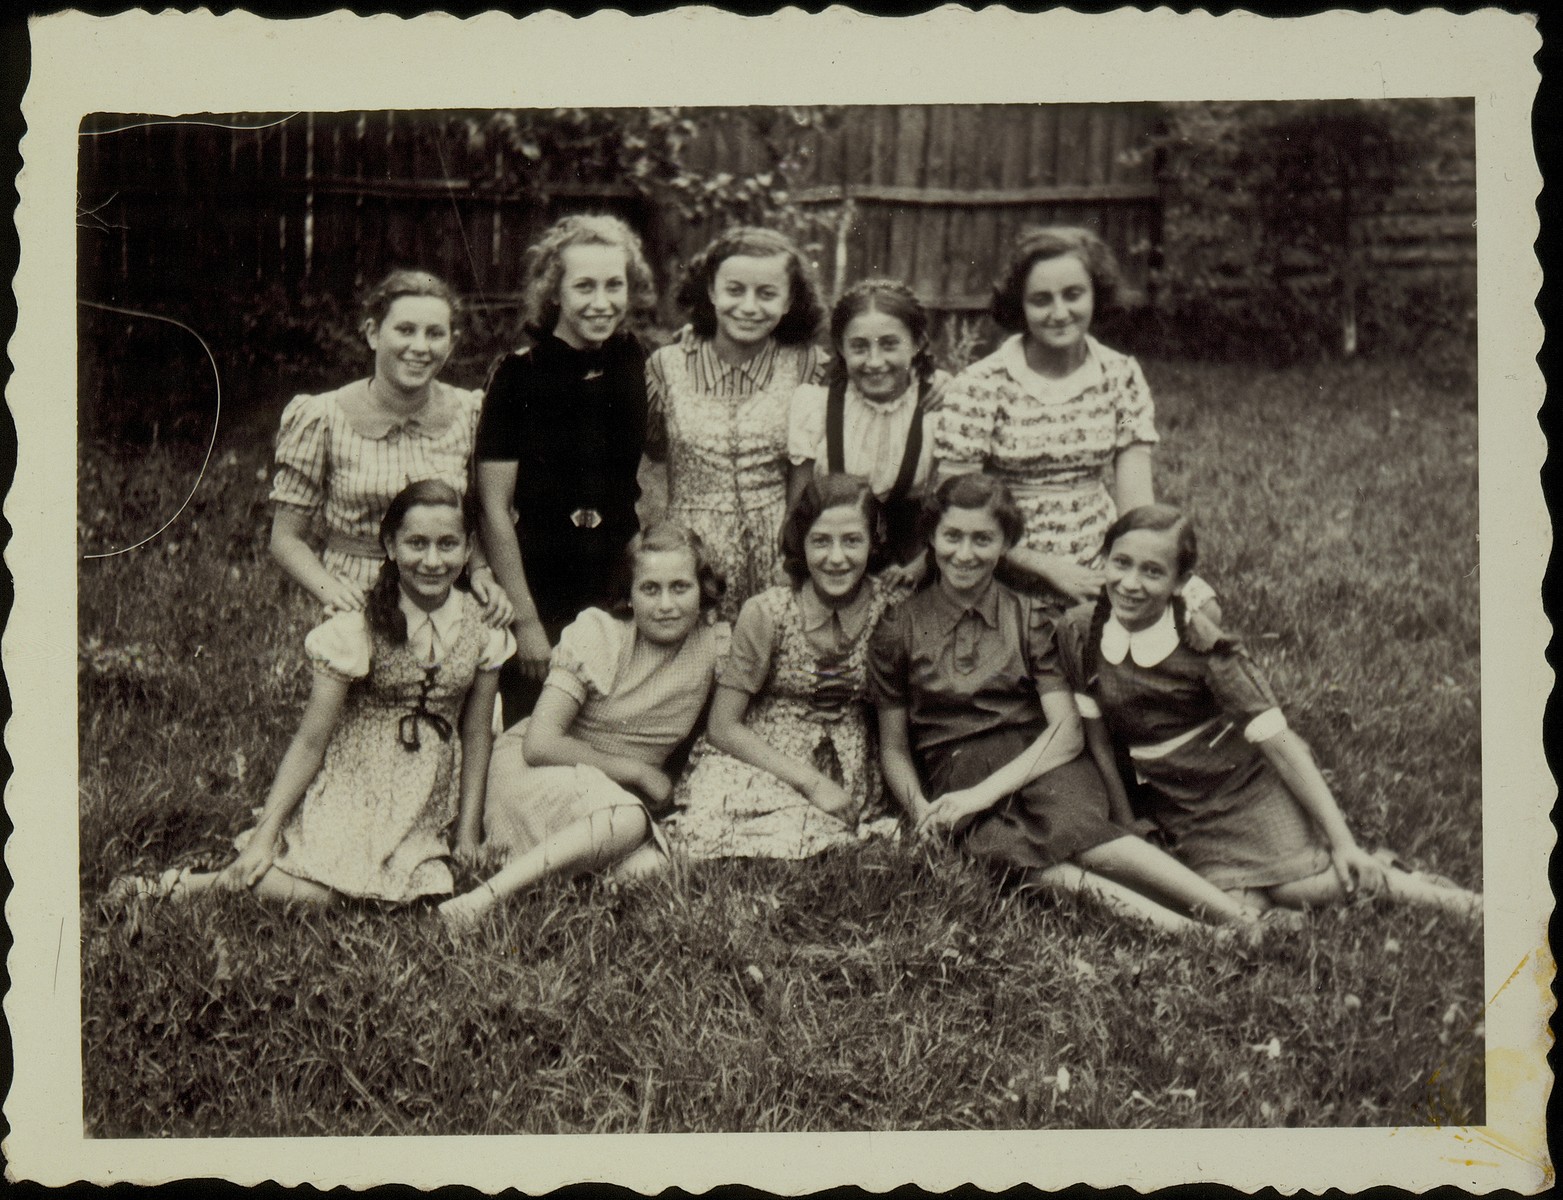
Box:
78;357;1483;1135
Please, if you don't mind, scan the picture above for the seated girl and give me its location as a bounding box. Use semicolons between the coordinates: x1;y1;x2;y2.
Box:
106;479;511;908
439;523;729;928
1056;503;1481;918
869;474;1264;936
670;474;899;859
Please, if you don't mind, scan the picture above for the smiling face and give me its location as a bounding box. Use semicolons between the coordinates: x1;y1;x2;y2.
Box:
366;295;454;396
709;252;791;353
1021;252;1095;365
1104;526;1187;632
386;503;469;611
553;243;629;350
932;503;1009;603
840;308;919;403
629;547;703;646
804;503;872;604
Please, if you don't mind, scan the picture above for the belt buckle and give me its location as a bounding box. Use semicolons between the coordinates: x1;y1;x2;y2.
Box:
570;508;603;529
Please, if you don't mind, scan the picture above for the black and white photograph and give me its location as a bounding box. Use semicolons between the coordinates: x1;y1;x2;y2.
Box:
6;7;1549;1192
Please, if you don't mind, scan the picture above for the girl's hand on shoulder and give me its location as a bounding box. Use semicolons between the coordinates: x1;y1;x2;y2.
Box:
1330;840;1388;901
1040;559;1104;605
805;776;858;825
218;833;278;891
469;570;515;629
512;617;553;681
880;557;928;602
321;576;366;615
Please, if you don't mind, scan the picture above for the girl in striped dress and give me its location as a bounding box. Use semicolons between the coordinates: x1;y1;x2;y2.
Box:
640;227;827;623
269;269;511;626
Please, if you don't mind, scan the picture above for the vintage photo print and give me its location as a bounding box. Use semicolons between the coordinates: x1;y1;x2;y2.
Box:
7;7;1549;1192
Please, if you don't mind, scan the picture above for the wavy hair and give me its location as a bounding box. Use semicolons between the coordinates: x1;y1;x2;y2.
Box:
365;479;477;645
520;213;657;338
916;472;1025;557
360;269;462;333
675;226;825;347
779;473;887;589
989;225;1123;333
607;521;726;619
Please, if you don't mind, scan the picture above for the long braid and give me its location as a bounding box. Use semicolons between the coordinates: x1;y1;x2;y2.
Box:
364;559;409;645
1084;587;1113;686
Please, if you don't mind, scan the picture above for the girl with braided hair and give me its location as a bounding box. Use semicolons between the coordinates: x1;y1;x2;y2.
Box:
1055;504;1480;917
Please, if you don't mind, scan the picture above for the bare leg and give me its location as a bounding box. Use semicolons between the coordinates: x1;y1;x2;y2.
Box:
1076;836;1260;925
440;803;651;928
1024;863;1208;935
1268;866;1481;919
608;841;669;884
114;866;336;906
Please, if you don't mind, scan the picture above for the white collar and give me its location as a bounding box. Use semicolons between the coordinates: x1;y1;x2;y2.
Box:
399;588;464;653
1101;606;1179;668
996;333;1104;392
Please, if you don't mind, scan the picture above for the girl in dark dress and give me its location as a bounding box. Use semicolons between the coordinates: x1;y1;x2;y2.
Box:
475;215;657;725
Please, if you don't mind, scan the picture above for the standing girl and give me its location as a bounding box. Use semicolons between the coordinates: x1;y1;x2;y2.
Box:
110;480;513;907
269;270;510;625
788;278;950;591
671;475;897;860
475;215;657;724
937;226;1205;612
1056;504;1481;917
641;226;827;622
439;523;729;928
869;475;1263;935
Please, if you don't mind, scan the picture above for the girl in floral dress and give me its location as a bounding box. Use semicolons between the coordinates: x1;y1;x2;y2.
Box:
669;475;898;860
107;480;513;907
936;226;1211;616
640;227;827;623
1055;504;1481;918
270;269;511;625
439;523;729;928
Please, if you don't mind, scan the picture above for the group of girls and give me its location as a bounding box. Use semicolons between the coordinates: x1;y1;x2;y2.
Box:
108;215;1480;936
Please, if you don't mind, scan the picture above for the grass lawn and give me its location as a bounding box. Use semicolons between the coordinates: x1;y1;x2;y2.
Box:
77;355;1484;1136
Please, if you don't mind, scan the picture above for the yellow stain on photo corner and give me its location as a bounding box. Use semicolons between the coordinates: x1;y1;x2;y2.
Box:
1469;946;1556;1187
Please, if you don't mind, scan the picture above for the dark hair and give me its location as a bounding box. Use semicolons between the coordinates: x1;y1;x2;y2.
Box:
365;479;477;645
917;473;1026;556
1085;503;1200;682
360;269;462;332
608;521;726;619
675;226;825;347
520;213;656;338
989;225;1122;333
778;474;888;589
825;278;935;389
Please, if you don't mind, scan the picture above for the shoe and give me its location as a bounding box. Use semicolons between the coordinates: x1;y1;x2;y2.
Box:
100;866;190;910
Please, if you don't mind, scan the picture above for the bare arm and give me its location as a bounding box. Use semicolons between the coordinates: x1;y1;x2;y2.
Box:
708;683;855;821
453;669;501;860
875;703;931;826
474;460;551;673
270;507;363;612
522;684;672;807
1259;727;1386;896
1111;442;1155;514
919;691;1085;836
218;673;350;888
1082;716;1136;828
786;460;813;511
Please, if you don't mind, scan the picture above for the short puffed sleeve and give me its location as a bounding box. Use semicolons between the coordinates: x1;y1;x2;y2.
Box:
544;607;630;704
1051;604;1093;693
934;362;999;470
478;624;517;672
1203;640;1284;739
1021;598;1068;694
270;392;332;512
867;602;911;707
787;382;828;466
642;348;673;463
1106;351;1160;450
719;593;781;694
304;610;372;681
